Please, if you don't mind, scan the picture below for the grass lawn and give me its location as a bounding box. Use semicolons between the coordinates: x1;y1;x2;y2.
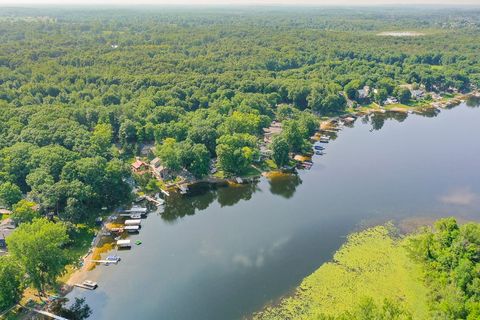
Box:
255;225;429;320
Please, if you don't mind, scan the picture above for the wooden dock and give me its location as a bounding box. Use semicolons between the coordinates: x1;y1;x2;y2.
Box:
85;259;119;264
145;195;164;206
20;306;68;320
160;189;170;197
73;283;96;290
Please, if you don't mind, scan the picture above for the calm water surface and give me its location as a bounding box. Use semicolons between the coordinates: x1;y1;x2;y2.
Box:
69;100;480;320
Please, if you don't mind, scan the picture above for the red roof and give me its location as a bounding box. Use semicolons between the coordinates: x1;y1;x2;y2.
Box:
132;160;146;170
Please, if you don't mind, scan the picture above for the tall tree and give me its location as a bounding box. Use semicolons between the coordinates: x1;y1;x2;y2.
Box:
7;218;69;293
0;256;23;311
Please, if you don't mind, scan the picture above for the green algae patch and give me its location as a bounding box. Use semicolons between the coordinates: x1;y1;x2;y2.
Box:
255;225;429;320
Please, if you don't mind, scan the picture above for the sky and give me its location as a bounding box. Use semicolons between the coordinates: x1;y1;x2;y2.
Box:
1;0;479;6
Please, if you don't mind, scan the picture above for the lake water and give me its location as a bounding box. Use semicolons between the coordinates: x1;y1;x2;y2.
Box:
69;99;480;320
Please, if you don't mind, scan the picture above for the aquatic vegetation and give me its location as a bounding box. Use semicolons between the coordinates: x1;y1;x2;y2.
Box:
255;225;429;319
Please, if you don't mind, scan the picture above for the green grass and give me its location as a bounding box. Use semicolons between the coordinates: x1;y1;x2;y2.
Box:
65;224;96;263
255;225;429;320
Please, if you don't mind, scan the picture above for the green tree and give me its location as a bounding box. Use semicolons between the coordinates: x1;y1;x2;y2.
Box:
156;138;181;171
282;120;307;153
375;89;388;105
216;134;259;174
344;80;361;100
396;87;412;104
91;123;113;155
7;218;69;293
271;135;290;167
51;297;92;320
179;142;211;178
11;199;40;225
0;256;23;311
0;182;22;209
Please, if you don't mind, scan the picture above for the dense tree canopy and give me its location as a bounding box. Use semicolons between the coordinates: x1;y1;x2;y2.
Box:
0;6;479;218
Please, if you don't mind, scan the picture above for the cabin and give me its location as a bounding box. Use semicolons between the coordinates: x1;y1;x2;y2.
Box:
357;86;370;101
131;159;149;173
411;89;425;100
385;97;398;105
0;218;15;252
263;121;282;144
150;157;171;180
0;209;12;216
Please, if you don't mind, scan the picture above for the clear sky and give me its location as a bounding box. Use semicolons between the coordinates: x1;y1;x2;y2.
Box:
0;0;479;6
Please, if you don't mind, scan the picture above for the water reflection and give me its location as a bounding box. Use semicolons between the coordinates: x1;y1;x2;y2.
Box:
367;111;410;131
466;96;480;108
268;173;302;199
161;180;261;221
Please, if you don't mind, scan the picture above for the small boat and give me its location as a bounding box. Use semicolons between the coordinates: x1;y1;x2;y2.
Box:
82;280;98;290
124;219;142;226
135;240;142;245
124;225;140;233
109;227;124;234
117;239;131;248
315;151;325;155
319;138;330;143
179;185;189;194
314;145;325;150
130;213;142;219
106;255;121;263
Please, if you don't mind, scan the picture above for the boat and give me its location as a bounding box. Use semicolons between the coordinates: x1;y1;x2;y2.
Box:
135;240;142;245
106;255;121;263
130;213;142;219
315;151;325;155
117;239;131;248
124;225;140;233
179;185;189;195
124;219;142;226
82;280;98;289
123;206;148;214
314;145;325;150
109;227;124;234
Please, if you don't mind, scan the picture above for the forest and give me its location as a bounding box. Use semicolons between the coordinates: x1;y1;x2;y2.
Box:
0;6;480;314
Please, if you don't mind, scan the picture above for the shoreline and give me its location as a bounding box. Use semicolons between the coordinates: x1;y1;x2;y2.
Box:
59;90;479;299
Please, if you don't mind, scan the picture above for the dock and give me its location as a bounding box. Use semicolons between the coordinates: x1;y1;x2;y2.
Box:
145;195;164;206
85;259;119;265
73;283;96;290
20;306;68;320
160;189;170;197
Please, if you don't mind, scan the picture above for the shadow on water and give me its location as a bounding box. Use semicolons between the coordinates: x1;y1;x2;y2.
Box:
364;110;411;131
161;180;262;222
466;96;480;108
267;173;302;199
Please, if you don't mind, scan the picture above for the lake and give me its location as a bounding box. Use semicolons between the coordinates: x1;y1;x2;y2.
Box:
68;99;480;320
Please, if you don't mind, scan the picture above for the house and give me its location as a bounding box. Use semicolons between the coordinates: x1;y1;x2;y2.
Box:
150;158;171;180
411;89;425;100
431;92;442;101
385;97;398;105
0;218;15;252
131;159;148;173
357;86;370;100
0;209;12;216
263;121;282;144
